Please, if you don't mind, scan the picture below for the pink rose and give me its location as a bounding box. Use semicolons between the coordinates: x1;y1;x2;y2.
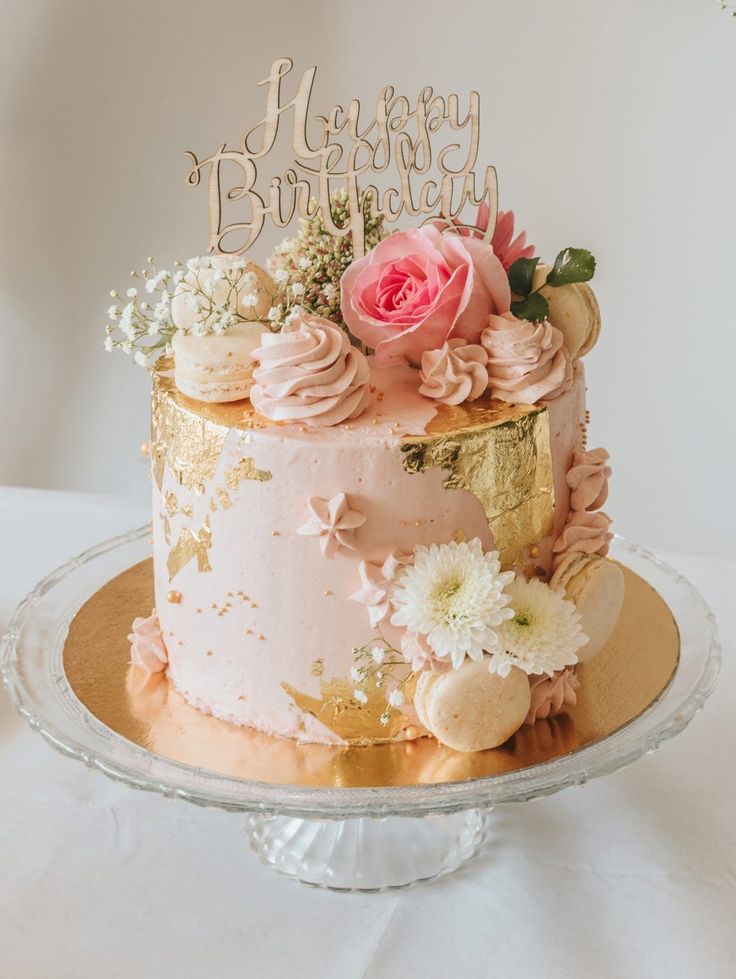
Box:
341;226;510;366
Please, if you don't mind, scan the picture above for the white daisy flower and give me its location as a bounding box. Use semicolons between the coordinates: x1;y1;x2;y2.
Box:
354;689;368;704
126;287;138;298
391;539;515;670
107;305;120;320
491;576;588;678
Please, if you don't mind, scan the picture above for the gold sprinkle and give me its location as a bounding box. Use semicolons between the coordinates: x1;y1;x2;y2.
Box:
271;530;280;536
400;520;407;527
211;602;217;609
258;634;265;641
414;520;421;527
206;650;213;656
372;418;378;425
324;589;332;596
251;602;258;608
167;590;182;604
245;629;254;636
140;441;151;457
311;658;325;677
377;391;384;401
195;608;202;614
238;695;245;701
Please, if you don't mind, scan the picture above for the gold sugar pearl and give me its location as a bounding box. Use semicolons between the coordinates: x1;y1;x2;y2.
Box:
167;590;182;604
405;726;419;741
529;545;540;558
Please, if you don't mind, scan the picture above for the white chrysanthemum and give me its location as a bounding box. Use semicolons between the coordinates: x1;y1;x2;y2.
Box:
491;576;588;678
390;539;515;669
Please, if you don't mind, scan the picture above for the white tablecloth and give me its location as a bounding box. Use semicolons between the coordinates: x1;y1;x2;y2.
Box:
1;486;734;978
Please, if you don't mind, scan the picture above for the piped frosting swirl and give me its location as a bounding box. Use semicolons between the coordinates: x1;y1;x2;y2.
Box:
128;611;168;674
481;312;572;404
567;447;611;511
419;339;489;405
552;510;612;569
524;668;580;725
250;310;370;426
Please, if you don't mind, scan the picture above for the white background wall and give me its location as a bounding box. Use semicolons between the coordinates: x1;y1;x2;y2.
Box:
1;0;734;556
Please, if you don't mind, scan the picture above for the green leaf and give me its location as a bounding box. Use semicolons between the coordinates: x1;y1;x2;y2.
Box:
510;293;549;322
508;257;540;298
545;247;596;287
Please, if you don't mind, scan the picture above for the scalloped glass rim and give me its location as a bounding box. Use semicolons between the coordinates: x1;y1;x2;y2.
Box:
0;526;721;820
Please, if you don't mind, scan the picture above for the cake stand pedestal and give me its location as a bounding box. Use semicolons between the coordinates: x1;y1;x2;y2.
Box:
1;529;721;891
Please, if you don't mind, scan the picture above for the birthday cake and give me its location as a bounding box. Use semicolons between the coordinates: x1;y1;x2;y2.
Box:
109;61;624;752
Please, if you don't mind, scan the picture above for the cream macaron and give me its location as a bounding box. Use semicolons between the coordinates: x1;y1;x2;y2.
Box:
414;660;531;752
550;553;625;662
173;321;271;403
526;264;601;359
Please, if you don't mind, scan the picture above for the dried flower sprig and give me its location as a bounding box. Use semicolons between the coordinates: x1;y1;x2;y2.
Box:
350;633;415;726
104;256;284;367
268;188;386;329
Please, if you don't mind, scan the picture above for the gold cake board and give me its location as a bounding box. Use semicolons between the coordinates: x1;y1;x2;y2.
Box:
62;559;680;789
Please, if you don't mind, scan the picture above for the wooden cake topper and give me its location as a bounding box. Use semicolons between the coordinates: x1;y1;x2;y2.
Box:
186;58;498;258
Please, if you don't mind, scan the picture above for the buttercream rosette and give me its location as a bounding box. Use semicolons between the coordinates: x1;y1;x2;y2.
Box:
250;310;370;426
128;611;168;674
524;668;580;725
552;510;613;570
481;312;572;404
419;339;489;405
567;448;611;511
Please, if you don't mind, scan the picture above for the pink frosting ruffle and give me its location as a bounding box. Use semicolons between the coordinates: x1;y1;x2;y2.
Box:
419;339;489;405
524;668;580;725
481;312;573;404
128;610;168;674
552;510;613;569
567;448;611;511
250;311;370;426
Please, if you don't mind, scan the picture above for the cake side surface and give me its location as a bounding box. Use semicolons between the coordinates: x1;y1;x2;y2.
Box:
151;362;586;744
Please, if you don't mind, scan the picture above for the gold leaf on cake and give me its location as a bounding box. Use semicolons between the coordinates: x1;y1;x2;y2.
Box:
282;675;410;744
167;517;213;581
163;491;179;518
224;457;272;488
402;398;554;567
152;372;227;495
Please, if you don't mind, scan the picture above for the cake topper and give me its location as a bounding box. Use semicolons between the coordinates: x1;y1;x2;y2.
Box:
185;57;498;258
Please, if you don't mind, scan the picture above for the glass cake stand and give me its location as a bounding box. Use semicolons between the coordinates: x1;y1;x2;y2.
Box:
0;527;721;891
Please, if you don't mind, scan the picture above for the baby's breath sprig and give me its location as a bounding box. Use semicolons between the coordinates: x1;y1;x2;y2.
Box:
350;633;415;726
104;257;178;367
104;255;282;368
268;188;386;329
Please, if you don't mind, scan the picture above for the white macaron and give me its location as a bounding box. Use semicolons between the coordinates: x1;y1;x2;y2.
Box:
173;321;270;403
414;661;531;752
